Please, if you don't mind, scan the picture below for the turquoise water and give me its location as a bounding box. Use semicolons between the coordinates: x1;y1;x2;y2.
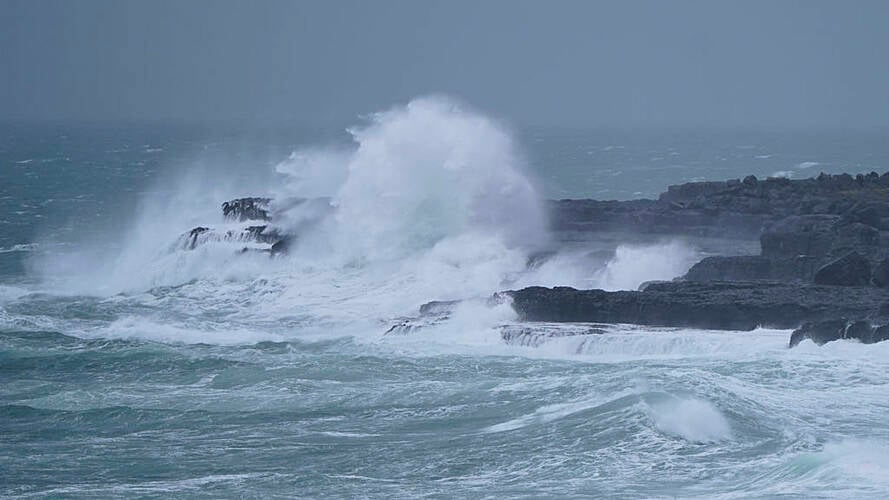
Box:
3;110;889;498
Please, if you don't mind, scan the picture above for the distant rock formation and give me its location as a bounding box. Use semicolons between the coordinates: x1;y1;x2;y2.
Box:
550;171;889;241
534;171;889;347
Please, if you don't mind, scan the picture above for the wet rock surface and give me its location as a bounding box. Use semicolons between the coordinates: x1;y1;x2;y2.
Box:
789;319;889;347
222;197;271;222
504;281;889;332
179;197;333;255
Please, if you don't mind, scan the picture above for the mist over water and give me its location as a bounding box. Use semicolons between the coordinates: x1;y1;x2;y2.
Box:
26;97;636;331
2;99;889;497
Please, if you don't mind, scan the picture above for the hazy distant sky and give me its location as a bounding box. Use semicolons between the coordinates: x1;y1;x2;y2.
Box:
2;0;888;128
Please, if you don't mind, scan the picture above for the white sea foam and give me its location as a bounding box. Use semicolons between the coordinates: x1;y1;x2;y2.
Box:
796;161;821;169
0;243;38;253
811;440;889;485
27;97;559;343
647;396;732;443
0;285;29;303
28;97;721;347
532;326;789;360
94;316;285;345
484;395;609;433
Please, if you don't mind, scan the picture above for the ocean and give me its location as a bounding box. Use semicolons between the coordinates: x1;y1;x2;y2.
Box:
3;99;889;498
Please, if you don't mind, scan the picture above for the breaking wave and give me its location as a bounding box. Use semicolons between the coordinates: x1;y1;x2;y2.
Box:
25;96;704;347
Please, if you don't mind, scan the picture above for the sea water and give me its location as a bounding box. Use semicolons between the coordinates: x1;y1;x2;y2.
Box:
3;97;889;498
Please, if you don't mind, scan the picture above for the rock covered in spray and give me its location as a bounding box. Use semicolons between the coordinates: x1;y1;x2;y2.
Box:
222;197;271;222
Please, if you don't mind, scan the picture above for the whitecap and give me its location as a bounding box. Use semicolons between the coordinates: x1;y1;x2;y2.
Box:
645;396;732;443
0;243;38;253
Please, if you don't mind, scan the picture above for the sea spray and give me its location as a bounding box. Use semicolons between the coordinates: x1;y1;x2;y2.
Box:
19;97;559;344
646;395;733;443
277;96;547;262
6;117;889;497
594;240;699;291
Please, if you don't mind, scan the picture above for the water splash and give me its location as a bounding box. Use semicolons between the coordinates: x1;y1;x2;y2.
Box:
593;240;699;291
646;395;732;443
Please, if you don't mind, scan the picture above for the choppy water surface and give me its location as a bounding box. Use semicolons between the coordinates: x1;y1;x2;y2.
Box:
2;101;889;498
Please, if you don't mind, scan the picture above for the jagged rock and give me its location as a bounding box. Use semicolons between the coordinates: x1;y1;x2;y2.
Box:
874;325;889;343
244;225;284;244
788;319;848;347
813;251;871;286
178;196;335;257
222;197;271;221
185;227;210;250
845;320;874;343
504;281;889;331
178;224;284;251
789;319;889;347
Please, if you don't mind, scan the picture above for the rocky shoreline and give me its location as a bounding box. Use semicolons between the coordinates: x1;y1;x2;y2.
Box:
520;171;889;347
190;171;889;348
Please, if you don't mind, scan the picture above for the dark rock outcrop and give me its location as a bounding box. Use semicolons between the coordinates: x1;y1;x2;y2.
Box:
179;224;285;251
222;197;271;222
504;281;889;331
551;171;889;241
788;319;849;347
789;319;889;347
184;226;210;250
685;212;888;284
683;255;776;282
179;196;335;256
813;251;872;286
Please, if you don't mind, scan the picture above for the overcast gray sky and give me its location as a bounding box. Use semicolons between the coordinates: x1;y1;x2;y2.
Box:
2;0;888;128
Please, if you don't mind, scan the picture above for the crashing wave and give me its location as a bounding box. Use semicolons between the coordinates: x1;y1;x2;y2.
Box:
175;197;333;254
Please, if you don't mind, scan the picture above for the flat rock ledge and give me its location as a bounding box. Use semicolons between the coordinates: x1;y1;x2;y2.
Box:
502;281;889;333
